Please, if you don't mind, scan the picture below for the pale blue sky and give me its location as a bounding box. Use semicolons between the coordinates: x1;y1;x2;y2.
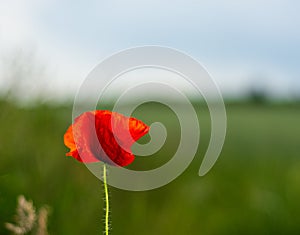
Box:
0;0;299;99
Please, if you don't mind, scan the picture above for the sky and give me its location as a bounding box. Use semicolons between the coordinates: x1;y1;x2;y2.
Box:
0;0;300;100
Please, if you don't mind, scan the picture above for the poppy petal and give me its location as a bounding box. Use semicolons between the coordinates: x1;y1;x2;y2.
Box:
63;110;149;167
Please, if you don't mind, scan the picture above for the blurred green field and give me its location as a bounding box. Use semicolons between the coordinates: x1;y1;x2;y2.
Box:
1;99;300;235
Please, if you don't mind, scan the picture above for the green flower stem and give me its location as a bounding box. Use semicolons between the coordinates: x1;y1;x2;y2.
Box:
103;164;110;235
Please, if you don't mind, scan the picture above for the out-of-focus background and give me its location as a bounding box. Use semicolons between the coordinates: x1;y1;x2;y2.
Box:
1;1;300;234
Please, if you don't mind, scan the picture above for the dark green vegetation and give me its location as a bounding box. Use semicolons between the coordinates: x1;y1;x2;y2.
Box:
1;99;300;235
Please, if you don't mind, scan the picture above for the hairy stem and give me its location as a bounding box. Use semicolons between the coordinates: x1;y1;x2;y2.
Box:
103;164;110;235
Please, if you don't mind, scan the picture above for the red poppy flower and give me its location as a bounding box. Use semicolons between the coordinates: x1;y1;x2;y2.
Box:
64;110;149;167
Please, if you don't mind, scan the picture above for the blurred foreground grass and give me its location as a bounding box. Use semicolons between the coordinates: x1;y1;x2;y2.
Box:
0;99;300;235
